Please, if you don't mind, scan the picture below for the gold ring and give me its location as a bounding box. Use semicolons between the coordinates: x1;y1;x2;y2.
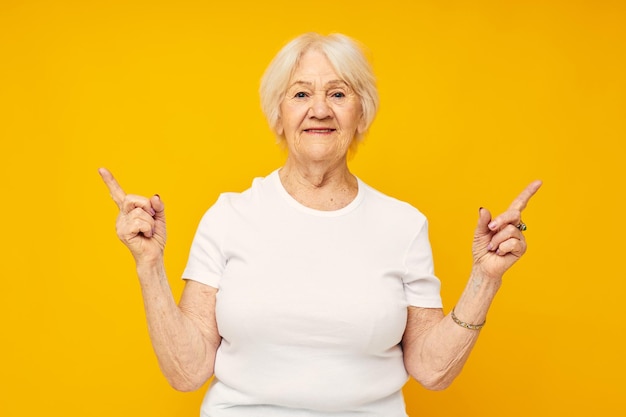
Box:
516;222;527;231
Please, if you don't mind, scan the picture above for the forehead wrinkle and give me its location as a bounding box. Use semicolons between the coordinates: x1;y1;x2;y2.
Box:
287;79;350;90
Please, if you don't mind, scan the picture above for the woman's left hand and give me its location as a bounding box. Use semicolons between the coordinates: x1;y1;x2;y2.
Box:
472;180;543;280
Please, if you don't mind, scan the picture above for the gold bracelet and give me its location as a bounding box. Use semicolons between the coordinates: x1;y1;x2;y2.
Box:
450;307;486;330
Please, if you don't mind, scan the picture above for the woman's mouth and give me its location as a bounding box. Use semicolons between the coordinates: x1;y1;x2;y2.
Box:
304;129;335;133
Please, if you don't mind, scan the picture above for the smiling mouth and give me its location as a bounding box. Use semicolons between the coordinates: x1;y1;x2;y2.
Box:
304;129;335;133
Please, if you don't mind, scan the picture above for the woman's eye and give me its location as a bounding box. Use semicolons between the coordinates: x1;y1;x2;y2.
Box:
294;92;308;98
331;92;345;98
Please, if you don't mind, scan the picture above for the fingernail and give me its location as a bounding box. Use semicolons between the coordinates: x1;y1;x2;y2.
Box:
488;221;497;230
154;194;160;200
487;243;493;251
479;207;483;214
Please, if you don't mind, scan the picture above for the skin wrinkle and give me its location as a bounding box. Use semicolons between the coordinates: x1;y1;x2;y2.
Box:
287;79;351;92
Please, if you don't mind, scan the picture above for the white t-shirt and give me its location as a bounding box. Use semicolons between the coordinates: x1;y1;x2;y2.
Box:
183;170;442;417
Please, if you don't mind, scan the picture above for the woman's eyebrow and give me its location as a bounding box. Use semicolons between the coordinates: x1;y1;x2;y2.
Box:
287;80;349;89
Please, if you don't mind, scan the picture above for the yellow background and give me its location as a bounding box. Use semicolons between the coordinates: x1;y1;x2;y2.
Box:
1;0;624;415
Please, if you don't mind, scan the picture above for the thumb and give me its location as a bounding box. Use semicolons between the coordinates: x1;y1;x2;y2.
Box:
150;194;165;218
475;207;492;237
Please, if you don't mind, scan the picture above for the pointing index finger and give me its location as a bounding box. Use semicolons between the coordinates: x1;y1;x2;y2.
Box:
98;167;127;208
508;180;543;212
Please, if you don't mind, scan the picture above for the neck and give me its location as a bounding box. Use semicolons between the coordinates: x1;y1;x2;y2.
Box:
279;159;358;210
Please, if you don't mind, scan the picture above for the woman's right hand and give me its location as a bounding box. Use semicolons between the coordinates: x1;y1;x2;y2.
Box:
99;168;166;265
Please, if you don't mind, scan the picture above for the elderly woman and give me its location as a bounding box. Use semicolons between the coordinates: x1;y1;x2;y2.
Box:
99;33;541;416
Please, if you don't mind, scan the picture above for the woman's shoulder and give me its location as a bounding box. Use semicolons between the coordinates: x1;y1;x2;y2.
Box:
207;170;279;213
358;179;427;222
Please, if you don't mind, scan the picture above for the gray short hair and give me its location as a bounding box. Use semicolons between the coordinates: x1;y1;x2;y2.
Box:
260;33;379;144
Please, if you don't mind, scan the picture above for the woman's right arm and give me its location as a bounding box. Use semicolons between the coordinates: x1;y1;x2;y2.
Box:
138;265;220;391
99;168;221;392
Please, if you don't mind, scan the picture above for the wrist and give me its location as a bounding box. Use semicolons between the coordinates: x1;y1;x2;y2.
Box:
458;270;502;311
451;306;486;330
470;265;504;288
135;256;165;277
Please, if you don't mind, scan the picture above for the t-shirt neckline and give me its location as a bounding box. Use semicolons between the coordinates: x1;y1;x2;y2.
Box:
271;169;364;217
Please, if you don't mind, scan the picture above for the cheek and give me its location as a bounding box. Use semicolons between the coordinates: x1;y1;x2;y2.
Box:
279;104;300;131
345;109;364;133
343;101;364;131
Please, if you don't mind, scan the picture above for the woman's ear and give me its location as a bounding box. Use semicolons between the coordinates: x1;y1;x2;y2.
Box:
275;116;284;136
357;112;367;134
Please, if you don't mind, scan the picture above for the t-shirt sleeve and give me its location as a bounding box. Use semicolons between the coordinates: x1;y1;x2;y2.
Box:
181;195;229;288
403;219;443;308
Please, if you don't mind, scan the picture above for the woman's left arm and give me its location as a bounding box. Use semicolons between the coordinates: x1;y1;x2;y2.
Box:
402;180;542;390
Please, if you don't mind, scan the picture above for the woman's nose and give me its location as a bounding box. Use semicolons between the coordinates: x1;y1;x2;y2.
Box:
309;93;332;119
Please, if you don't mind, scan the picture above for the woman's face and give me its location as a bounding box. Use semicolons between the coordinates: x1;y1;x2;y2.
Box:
277;49;364;166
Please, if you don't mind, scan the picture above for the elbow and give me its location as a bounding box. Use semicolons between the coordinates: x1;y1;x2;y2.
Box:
159;350;217;392
167;372;212;392
163;362;214;392
406;363;457;391
170;381;202;393
169;377;200;392
416;375;454;391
